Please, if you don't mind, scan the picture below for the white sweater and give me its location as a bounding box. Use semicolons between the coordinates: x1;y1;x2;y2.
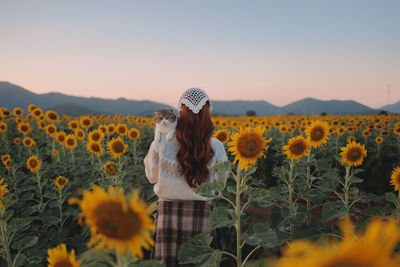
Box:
144;135;229;201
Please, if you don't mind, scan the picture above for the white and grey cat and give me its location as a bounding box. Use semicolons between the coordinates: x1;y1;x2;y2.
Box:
154;109;177;142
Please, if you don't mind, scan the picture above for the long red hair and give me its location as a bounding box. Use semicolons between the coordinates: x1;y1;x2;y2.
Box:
176;101;214;188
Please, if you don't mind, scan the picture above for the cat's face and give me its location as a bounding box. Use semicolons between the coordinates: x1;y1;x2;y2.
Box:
154;109;176;124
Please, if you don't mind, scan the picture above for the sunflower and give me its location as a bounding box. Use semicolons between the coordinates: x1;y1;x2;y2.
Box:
213;129;230;144
87;141;104;156
0;109;10;117
305;120;330;148
283;135;311;161
13;107;23;117
116;123;128;136
128;128;140;141
1;154;10;164
0;122;7;133
47;243;80;267
46;124;57;136
68;120;79;130
390;166;400;191
80;116;93;129
107;137;128;158
337;127;345;135
75;129;85;140
340;141;367;167
55;131;67;145
28;104;37;112
26;155;41;172
276;218;400;267
394;127;400;136
44;110;59;122
55;176;69;190
88;130;104;143
37;120;46;129
65;135;78;149
3;159;12;169
362;129;371;137
32;108;43;118
98;125;107;134
0;178;9;198
279;125;288;133
22;136;35;147
107;123;116;134
347;136;356;143
52;149;58;157
17;122;31;135
375;136;383;144
13;137;20;145
68;185;155;257
103;162;117;175
227;126;272;171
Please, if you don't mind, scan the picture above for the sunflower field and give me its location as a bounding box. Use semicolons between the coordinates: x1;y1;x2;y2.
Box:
1;104;400;267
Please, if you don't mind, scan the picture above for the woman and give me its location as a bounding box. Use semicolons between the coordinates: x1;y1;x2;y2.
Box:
144;88;229;266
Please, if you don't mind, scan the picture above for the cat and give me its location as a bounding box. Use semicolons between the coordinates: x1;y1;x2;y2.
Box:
154;109;177;143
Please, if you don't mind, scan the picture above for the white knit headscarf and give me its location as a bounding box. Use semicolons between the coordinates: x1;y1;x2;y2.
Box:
178;88;212;114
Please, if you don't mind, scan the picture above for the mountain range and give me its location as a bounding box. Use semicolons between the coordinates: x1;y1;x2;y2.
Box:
0;82;396;116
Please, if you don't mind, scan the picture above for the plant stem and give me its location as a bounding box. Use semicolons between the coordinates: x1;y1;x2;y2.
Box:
235;164;242;267
344;165;351;216
288;159;296;237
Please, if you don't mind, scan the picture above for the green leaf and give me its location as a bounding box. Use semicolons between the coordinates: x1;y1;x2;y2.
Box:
14;253;27;267
130;260;166;266
385;192;397;202
9;217;35;233
211;161;233;171
12;235;38;250
79;248;115;265
209;207;234;229
244;167;257;176
349;176;363;185
178;233;222;266
322;202;346;222
351;168;365;175
242;223;278;248
194;181;225;198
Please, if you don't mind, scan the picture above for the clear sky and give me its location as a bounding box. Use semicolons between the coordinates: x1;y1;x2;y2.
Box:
0;0;399;109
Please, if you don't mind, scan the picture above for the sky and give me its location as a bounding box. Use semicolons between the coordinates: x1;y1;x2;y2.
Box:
0;0;399;109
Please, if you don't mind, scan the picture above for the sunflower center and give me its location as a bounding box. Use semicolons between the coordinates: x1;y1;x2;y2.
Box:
111;141;124;154
130;131;138;138
29;160;38;168
237;133;262;158
58;136;65;142
83;119;91;126
67;139;75;146
49;127;55;134
347;148;361;162
291;142;306;155
118;127;126;133
53;259;74;267
21;125;28;131
92;133;100;141
93;202;141;240
92;144;101;152
217;132;228;142
310;127;324;141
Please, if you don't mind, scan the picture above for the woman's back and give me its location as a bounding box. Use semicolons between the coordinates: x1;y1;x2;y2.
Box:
144;135;228;201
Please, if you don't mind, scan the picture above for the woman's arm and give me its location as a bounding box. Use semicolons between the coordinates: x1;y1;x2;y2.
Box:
144;140;159;184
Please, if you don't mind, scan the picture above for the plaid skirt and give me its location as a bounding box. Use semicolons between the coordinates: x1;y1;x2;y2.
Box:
153;200;212;267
